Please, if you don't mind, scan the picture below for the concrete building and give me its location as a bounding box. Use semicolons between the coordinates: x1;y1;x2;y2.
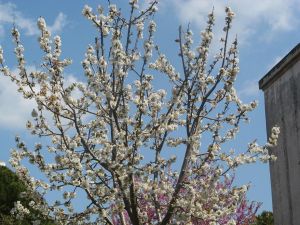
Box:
259;43;300;225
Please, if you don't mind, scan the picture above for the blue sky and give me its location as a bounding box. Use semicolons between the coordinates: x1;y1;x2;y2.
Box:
0;0;299;213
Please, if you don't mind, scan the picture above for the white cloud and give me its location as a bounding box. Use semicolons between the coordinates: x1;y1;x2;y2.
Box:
0;2;67;37
0;2;37;35
238;79;260;99
48;12;68;34
0;66;81;130
168;0;299;44
0;72;35;130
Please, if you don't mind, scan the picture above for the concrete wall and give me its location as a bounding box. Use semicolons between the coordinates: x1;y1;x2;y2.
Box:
263;58;300;225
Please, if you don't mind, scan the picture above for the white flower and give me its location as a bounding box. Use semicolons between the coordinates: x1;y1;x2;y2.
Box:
37;17;46;30
225;7;235;19
82;5;92;17
0;46;3;64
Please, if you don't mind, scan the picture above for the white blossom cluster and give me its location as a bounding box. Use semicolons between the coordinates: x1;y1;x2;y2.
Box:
10;201;30;220
0;1;279;225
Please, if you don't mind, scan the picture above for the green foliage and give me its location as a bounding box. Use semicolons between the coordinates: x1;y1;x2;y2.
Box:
0;166;55;225
0;166;26;213
254;211;274;225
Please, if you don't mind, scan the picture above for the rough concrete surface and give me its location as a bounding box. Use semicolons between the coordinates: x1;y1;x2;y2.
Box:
260;43;300;225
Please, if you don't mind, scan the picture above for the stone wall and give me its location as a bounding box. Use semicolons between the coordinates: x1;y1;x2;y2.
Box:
260;43;300;225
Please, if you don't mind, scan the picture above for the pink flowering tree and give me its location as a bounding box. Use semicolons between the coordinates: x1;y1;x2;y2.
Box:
112;174;261;224
0;0;279;224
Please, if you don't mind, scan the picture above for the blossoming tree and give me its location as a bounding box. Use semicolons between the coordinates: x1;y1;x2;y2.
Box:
0;0;279;224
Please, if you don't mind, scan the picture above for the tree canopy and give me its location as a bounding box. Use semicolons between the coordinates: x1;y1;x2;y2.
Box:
0;0;279;224
0;166;54;225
